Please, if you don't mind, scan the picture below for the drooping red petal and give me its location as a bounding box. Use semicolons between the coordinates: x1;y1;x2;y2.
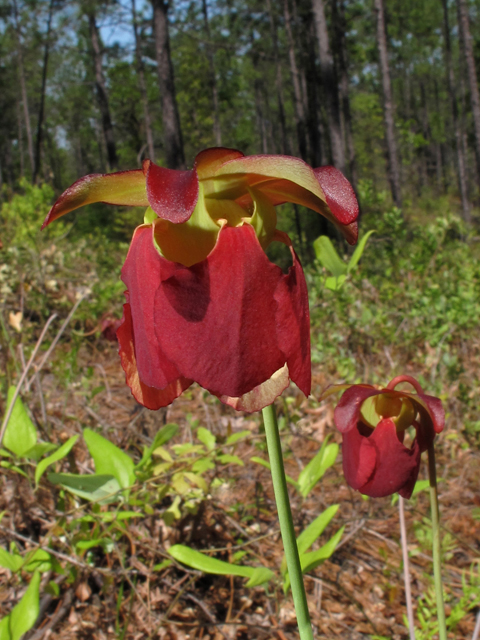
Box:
342;424;377;491
313;167;359;226
334;385;380;433
145;160;199;224
153;224;287;399
42;169;148;228
121;225;183;390
359;418;421;498
117;302;192;410
274;245;311;397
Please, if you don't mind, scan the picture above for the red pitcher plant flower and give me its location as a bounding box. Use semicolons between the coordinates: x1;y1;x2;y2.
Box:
324;375;445;498
43;147;358;412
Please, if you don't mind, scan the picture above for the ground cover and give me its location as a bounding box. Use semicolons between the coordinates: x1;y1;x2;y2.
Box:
0;184;479;639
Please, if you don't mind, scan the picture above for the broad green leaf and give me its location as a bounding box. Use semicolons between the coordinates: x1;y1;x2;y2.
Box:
217;454;244;467
23;549;52;573
3;387;37;457
153;559;173;572
9;570;41;640
35;435;79;487
152;446;173;462
325;275;347;291
0;548;23;572
296;505;340;556
84;428;135;489
297;438;339;498
192;457;215;473
76;538;113;552
24;442;57;461
283;526;345;593
197;427;216;451
347;230;375;274
251;457;298;489
0;461;29;478
313;236;348;278
172;443;204;457
137;423;179;468
300;526;345;574
183;472;208;493
78;511;141;523
48;472;121;503
225;430;251;445
168;545;273;586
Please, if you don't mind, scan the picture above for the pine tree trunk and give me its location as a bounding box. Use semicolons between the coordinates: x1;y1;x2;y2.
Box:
13;0;34;177
131;0;155;161
151;0;185;170
284;0;307;160
202;0;221;146
457;0;480;185
88;11;118;170
34;0;54;183
311;0;346;173
300;13;324;167
441;0;470;221
266;0;290;155
331;0;357;189
374;0;402;207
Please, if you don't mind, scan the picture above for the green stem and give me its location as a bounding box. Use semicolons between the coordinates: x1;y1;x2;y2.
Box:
427;442;447;640
262;403;314;640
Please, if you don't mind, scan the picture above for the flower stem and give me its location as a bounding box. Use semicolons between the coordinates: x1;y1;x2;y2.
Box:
427;442;447;640
399;496;416;640
262;403;314;640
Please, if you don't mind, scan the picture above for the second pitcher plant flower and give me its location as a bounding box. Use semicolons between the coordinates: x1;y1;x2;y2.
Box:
43;147;359;412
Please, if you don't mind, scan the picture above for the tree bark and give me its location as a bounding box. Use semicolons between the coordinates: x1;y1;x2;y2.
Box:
266;0;290;155
131;0;155;161
13;0;34;177
284;0;307;160
374;0;402;207
202;0;221;146
441;0;470;221
311;0;345;173
151;0;185;170
34;0;54;183
457;0;480;185
88;10;118;170
331;0;357;189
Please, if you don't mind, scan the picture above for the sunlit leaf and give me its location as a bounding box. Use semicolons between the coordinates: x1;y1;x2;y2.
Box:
35;435;79;487
84;428;135;489
2;387;37;458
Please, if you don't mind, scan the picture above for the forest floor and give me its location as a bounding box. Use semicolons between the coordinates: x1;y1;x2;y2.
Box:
1;337;479;640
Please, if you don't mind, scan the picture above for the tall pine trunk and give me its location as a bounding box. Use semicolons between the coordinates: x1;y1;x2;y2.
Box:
13;0;34;177
457;0;480;186
131;0;155;161
266;0;290;155
311;0;345;173
202;0;221;146
88;10;118;170
374;0;402;207
151;0;185;170
331;0;357;190
284;0;307;160
441;0;470;221
34;0;54;183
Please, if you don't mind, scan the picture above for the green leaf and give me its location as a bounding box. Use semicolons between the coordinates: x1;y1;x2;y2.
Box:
48;472;121;503
24;442;57;462
347;230;375;274
251;457;298;489
137;423;179;468
153;559;173;572
313;236;348;278
217;454;244;467
183;472;208;493
2;387;37;457
0;548;23;573
192;457;215;473
23;549;52;573
225;430;251;445
168;545;273;586
300;526;345;573
296;505;340;556
35;435;79;487
7;571;41;640
84;428;135;489
297;438;339;498
0;461;29;478
197;427;216;451
325;274;347;291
